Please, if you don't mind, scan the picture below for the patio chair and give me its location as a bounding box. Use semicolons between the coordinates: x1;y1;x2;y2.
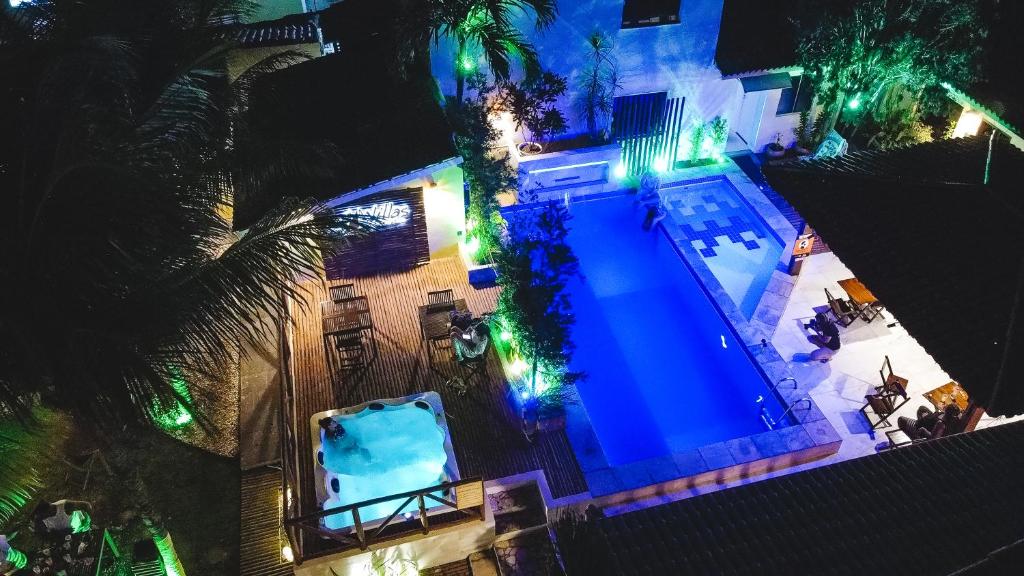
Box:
825;288;859;327
861;390;909;429
877;355;909;397
329;283;356;302
332;332;366;372
427;289;455;310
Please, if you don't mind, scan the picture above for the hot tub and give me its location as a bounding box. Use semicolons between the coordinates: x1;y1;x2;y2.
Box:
309;392;460;531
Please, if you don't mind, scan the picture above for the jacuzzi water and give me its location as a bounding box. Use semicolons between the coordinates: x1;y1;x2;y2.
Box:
319;402;449;530
565;193;786;466
661;178;784;318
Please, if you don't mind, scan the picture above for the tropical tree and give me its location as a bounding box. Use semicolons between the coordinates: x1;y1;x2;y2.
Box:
496;71;569;150
494;201;580;419
447;74;516;262
795;0;984;137
576;31;619;142
0;0;363;429
399;0;558;102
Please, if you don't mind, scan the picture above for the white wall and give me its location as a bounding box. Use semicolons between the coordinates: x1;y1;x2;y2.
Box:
431;0;732;143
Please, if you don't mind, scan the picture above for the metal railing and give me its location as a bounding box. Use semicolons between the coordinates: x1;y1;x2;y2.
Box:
282;478;486;563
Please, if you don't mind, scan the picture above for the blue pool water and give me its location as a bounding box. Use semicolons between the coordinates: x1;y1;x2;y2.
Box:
566;194;784;466
661;178;784;318
319;403;449;529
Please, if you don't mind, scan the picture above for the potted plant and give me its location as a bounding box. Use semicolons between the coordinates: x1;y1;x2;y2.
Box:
498;72;569;155
709;116;729;157
792;109;815;155
766;133;786;158
575;31;620;144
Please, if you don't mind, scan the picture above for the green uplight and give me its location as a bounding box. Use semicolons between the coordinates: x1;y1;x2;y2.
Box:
459;55;475;73
500;331;512;342
69;509;92;534
152;367;194;431
848;94;862;110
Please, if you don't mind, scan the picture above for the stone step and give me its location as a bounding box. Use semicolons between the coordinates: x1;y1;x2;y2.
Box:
468;549;500;576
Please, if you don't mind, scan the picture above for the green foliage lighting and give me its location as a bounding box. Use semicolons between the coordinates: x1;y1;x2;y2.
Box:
151;368;194;431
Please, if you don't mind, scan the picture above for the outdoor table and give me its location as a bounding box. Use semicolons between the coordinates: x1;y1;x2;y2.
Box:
924;381;969;413
838;278;884;322
418;298;469;366
321;296;377;364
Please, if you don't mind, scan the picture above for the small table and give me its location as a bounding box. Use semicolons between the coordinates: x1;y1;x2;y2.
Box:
418;299;469;366
924;381;969;412
838;278;884;322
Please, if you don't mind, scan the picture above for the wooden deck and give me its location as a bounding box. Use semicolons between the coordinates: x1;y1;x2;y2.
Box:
240;468;294;576
282;257;585;558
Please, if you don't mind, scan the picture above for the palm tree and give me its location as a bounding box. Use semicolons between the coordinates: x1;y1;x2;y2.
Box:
399;0;558;103
0;0;363;428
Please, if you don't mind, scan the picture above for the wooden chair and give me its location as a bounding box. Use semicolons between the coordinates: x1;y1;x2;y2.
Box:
329;283;356;302
332;332;366;372
877;355;909;397
825;288;859;327
861;391;909;429
427;289;455;309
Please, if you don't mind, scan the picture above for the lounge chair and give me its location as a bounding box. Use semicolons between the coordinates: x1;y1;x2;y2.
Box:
825;288;859;327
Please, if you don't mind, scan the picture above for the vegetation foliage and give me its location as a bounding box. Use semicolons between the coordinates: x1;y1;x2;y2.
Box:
0;0;366;428
497;71;569;149
795;0;984;148
0;409;70;526
494;201;580;410
398;0;557;101
576;31;619;142
447;75;517;261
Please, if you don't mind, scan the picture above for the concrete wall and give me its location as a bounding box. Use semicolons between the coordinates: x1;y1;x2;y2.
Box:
325;162;467;260
226;43;322;83
292;511;495;576
430;0;733;143
515;142;623;202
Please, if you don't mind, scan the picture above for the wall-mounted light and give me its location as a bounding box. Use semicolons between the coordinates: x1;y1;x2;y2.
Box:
952;109;983;138
281;545;294;563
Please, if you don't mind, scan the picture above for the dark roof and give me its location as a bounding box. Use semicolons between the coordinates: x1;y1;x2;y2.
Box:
225;13;319;48
763;135;1024;417
716;0;798;76
234;35;456;229
592;421;1024;575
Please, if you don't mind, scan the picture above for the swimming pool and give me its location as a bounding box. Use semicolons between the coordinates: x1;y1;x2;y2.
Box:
660;178;784;318
566;193;786;467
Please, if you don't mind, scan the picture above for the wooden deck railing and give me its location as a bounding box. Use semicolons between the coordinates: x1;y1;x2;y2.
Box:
281;476;486;564
276;291;486;565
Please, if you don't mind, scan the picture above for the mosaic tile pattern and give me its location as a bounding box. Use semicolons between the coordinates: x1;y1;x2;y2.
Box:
664;186;769;258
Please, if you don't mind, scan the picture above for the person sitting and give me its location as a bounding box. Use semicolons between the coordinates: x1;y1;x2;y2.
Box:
450;318;490;363
805;313;841;362
318;417;346;440
898;404;961;441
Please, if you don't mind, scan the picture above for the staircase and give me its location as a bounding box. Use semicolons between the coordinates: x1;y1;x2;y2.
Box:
419;481;557;576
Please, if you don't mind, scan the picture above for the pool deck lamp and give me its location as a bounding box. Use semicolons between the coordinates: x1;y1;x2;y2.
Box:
613;163;627;179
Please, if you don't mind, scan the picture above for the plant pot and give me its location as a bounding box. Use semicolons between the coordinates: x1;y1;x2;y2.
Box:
518;141;543;156
766;144;785;158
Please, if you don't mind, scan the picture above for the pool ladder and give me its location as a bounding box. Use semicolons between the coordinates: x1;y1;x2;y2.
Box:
758;378;810;430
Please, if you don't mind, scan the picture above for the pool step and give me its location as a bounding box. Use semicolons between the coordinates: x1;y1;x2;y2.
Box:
468;549;500;576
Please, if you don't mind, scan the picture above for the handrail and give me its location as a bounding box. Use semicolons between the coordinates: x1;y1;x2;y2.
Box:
778;397;812;424
284;477;482;524
770;377;797;393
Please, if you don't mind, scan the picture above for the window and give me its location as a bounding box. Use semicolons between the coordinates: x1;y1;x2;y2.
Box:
622;0;681;29
776;75;814;115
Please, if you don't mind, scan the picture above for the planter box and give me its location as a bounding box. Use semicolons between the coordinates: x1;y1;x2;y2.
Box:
489;326;567;434
467;260;497;287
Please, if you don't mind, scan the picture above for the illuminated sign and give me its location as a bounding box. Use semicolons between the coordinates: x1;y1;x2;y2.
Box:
340;201;412;229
